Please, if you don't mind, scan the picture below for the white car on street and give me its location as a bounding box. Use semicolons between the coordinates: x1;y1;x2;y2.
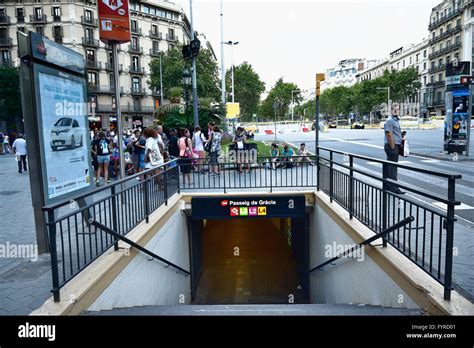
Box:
50;117;84;151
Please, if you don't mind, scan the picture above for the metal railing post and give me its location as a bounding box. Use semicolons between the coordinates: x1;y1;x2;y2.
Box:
270;158;273;193
163;169;168;206
177;162;181;194
316;148;320;191
223;162;226;194
382;162;388;247
111;185;119;250
329;151;333;202
47;210;61;302
349;155;354;219
444;177;456;300
143;173;150;223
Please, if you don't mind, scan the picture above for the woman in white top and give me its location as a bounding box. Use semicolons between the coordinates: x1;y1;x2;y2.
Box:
192;126;206;173
143;127;164;183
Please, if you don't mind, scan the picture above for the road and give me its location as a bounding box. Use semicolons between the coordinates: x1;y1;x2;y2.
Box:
257;128;474;223
257;128;474;300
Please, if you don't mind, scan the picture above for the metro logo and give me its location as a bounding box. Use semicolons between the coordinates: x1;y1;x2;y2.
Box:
102;0;123;11
220;200;229;207
230;207;239;217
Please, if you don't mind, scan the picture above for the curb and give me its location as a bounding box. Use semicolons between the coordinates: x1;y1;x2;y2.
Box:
410;152;474;162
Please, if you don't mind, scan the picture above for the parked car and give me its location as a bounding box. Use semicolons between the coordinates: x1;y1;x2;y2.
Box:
50;117;84;151
328;122;337;129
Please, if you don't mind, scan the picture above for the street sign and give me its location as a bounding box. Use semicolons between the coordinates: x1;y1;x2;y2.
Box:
191;196;306;219
98;0;131;44
226;102;240;119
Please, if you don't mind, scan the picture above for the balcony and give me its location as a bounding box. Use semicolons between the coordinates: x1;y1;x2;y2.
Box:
427;98;445;108
428;8;462;30
54;36;63;44
17;16;25;24
81;16;98;27
53;15;61;23
166;34;177;42
130;87;147;96
149;31;162;40
82;37;99;47
128;45;143;54
428;25;462;45
129;65;145;75
88;84;124;95
0;37;13;47
105;63;123;72
149;49;161;57
131;27;142;35
30;14;47;24
86;60;102;70
428;42;461;60
0;16;10;25
428;64;446;74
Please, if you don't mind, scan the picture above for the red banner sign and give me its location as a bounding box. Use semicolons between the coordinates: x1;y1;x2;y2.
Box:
98;0;131;44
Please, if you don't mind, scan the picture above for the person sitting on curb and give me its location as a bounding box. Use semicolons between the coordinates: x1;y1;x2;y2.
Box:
297;143;315;166
281;144;294;168
270;143;280;170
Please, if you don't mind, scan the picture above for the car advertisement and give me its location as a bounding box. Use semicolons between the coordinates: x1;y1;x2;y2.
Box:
38;72;91;200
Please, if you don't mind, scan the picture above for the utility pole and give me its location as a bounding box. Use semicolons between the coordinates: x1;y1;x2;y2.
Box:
220;0;226;108
159;52;164;105
112;44;125;180
189;0;199;128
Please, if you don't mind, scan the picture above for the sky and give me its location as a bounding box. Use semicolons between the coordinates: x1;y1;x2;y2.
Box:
176;0;440;93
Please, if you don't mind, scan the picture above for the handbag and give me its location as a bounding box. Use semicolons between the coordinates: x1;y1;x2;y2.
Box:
237;140;244;150
204;137;212;152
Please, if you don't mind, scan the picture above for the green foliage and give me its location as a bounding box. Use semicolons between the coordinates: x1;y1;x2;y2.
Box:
319;67;421;118
225;62;265;121
260;78;302;121
148;45;221;102
0;67;22;130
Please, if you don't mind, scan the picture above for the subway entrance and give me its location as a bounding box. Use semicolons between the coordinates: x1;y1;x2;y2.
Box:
189;196;309;305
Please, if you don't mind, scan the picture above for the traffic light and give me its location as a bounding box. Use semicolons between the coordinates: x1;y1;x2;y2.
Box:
316;73;325;97
182;37;201;60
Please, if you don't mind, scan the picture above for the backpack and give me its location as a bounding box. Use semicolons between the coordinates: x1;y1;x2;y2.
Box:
204;134;212;153
98;139;109;155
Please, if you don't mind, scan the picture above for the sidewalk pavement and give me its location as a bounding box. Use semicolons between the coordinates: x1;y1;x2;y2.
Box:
0;154;52;315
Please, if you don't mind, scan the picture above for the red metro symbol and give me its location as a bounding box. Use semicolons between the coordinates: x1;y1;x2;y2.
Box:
102;0;124;11
220;200;229;207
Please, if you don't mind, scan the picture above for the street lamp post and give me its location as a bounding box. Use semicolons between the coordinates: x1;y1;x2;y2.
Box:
291;89;301;122
183;69;192;123
377;86;391;119
224;41;239;103
189;0;199;128
159;52;164;105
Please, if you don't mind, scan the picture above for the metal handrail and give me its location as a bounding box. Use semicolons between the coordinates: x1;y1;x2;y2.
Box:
91;220;190;275
309;216;415;273
318;146;461;179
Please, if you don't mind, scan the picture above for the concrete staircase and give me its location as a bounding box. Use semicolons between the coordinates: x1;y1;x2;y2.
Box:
84;304;424;316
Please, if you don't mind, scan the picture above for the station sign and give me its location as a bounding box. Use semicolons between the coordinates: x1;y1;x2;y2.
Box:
191;196;306;219
98;0;131;44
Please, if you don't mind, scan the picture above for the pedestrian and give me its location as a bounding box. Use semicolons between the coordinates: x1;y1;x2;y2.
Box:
156;125;168;151
297;143;314;166
3;133;9;154
233;127;250;173
270;143;280;170
94;131;111;186
132;129;146;178
208;125;222;175
168;129;179;159
281;144;294;168
400;131;410;157
12;134;27;173
383;103;404;194
178;128;193;184
192;126;206;173
143;127;164;183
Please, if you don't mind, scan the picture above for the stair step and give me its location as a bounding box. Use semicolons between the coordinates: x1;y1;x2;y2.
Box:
84;304;424;316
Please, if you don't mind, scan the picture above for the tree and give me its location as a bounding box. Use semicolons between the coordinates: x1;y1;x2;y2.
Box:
260;78;302;121
148;45;221;103
0;67;22;132
225;62;265;121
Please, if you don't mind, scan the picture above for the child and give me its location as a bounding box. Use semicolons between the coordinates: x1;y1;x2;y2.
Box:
297;143;314;166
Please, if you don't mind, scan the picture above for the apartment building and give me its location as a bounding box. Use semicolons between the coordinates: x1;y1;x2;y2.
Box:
426;0;474;116
320;58;378;92
0;0;192;130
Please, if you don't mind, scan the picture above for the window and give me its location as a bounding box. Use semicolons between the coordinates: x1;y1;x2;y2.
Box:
440;28;443;35
0;8;4;17
423;62;426;70
86;49;95;63
455;35;461;44
472;9;474;18
1;50;11;64
132;77;140;90
416;53;420;62
456;18;461;27
403;60;405;67
416;65;419;73
431;61;435;70
439;58;443;67
437;91;442;102
53;26;62;42
131;20;137;31
109;73;114;87
152;40;159;52
88;72;97;86
17;26;25;33
409;57;412;64
143;5;149;14
431;75;435;83
438;73;442;82
85;28;93;40
423;50;427;58
34;7;42;18
36;26;43;35
397;62;400;69
84;9;92;21
151;24;157;34
52;6;60;18
16;7;24;22
446;55;450;63
131;36;138;47
423;76;427;85
132;56;139;69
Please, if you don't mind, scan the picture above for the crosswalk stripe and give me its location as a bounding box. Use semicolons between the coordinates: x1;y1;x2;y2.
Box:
421;159;441;163
431;202;474;211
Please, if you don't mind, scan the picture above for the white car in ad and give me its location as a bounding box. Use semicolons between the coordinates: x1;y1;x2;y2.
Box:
50;117;84;151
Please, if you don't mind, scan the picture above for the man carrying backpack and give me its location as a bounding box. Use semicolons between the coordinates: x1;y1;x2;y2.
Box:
93;131;111;186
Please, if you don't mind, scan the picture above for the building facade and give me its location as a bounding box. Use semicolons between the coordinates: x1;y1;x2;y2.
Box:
426;0;474;116
0;0;191;130
320;58;378;92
